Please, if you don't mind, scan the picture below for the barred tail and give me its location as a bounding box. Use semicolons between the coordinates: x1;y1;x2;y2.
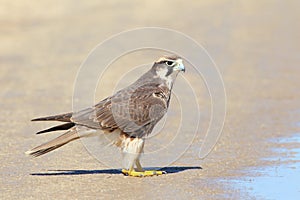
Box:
25;129;79;157
31;112;73;122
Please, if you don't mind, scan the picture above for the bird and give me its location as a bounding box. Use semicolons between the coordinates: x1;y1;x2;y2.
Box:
26;55;185;177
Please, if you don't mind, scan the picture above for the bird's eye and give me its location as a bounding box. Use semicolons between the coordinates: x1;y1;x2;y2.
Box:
165;61;174;66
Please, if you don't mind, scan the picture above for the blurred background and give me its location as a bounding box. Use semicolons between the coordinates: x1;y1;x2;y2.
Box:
1;1;299;199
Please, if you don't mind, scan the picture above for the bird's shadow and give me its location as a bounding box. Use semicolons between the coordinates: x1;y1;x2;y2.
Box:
30;166;202;176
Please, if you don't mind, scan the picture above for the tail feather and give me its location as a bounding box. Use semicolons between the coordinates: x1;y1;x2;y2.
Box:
36;122;75;134
26;128;80;157
32;112;73;122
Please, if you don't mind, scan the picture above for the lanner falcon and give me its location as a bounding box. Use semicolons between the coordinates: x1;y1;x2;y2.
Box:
26;55;185;177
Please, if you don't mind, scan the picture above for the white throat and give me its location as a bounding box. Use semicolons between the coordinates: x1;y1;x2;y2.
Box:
155;68;174;89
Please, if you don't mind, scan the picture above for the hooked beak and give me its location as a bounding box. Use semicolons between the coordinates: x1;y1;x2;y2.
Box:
174;59;185;73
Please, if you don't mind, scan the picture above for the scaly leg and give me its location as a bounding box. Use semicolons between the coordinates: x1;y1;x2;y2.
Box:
135;159;143;171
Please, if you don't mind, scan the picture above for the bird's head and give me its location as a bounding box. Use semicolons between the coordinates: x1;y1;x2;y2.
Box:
152;55;185;79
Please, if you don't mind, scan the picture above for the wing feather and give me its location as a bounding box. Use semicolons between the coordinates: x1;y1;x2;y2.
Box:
71;83;170;137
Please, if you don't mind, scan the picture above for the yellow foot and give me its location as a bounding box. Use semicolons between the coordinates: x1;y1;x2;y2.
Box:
122;169;166;177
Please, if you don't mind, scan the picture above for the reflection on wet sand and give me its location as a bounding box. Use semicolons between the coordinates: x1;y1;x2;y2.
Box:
233;133;300;199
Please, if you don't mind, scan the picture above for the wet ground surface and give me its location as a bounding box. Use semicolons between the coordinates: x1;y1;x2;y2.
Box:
1;1;300;199
231;132;300;199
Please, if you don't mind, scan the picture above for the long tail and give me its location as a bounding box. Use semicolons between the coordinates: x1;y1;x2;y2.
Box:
31;112;73;122
27;112;77;157
26;128;80;157
35;122;75;134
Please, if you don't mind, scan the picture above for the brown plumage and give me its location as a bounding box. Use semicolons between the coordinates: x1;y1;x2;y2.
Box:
31;112;73;122
26;55;185;174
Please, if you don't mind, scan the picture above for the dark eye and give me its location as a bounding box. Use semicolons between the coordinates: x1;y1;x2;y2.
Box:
165;61;174;66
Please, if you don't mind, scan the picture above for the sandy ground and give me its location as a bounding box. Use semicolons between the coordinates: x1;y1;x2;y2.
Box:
1;1;300;199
